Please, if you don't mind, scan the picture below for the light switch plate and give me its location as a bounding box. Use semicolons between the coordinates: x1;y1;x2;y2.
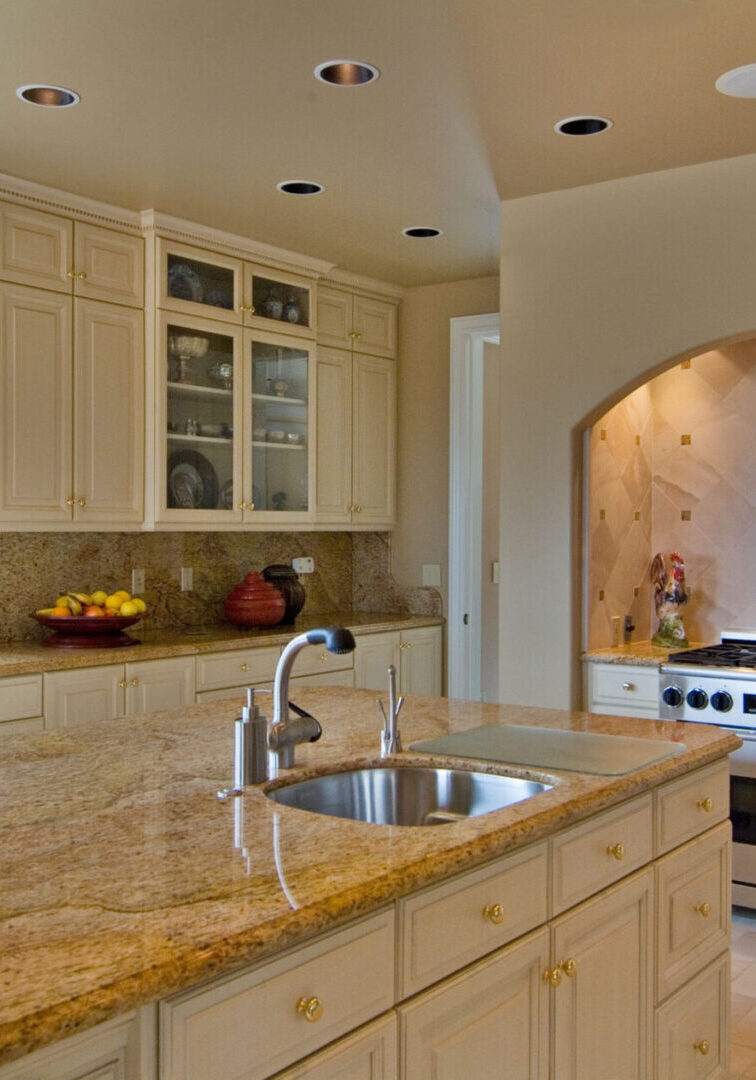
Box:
292;557;314;574
180;567;193;591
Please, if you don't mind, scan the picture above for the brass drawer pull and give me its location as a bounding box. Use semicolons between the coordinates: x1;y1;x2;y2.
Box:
694;902;712;918
606;842;625;861
118;678;128;688
240;663;249;672
77;496;87;507
76;271;87;280
130;678;139;687
560;957;577;977
697;797;713;812
693;1039;710;1056
66;495;75;507
482;903;504;925
296;996;323;1022
621;681;634;691
543;967;562;987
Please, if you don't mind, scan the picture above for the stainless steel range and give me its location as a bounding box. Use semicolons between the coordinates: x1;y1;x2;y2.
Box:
660;629;756;908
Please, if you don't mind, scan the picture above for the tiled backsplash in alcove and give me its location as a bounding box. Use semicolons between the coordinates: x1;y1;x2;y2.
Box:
589;340;756;648
0;531;440;643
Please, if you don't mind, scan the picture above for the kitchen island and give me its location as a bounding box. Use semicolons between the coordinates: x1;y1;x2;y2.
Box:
0;688;739;1078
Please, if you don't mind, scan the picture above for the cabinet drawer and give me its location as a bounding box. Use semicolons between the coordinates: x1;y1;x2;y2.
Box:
655;821;731;1002
274;1013;397;1079
290;668;354;689
160;909;395;1080
551;794;653;914
588;663;660;714
196;682;273;704
398;842;548;997
655;759;729;855
195;647;279;691
654;954;730;1080
0;674;42;724
292;642;354;678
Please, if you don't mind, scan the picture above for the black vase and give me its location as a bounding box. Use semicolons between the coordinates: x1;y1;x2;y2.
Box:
262;564;306;623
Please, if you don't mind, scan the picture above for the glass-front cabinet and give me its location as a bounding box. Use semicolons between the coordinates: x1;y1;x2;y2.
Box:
243;262;314;338
156;312;313;524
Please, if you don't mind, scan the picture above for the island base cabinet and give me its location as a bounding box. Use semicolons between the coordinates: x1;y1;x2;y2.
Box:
398;928;549;1080
274;1014;397;1079
551;868;653;1080
654;954;730;1080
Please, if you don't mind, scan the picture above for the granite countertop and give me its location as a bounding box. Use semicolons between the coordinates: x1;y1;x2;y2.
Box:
582;641;706;667
0;687;738;1066
0;612;443;677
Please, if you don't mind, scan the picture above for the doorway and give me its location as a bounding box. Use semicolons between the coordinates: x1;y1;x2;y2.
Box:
448;313;500;700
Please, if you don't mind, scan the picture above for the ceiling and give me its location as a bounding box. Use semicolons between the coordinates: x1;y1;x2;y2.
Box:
2;0;756;287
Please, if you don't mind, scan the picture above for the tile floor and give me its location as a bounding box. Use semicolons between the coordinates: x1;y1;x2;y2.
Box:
730;908;756;1077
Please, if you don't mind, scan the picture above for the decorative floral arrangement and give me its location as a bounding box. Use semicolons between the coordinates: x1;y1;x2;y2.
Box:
650;551;689;647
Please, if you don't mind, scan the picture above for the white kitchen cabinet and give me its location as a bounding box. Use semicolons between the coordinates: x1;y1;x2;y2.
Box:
354;628;442;696
0;203;143;307
290;668;355;689
654;953;730;1080
243;261;314;339
0;674;44;734
314;345;395;526
584;660;661;718
0;283;143;526
275;1014;397;1079
317;285;397;359
44;657;195;729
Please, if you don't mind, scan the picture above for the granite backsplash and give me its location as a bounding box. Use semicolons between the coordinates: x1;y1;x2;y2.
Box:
1;531;441;643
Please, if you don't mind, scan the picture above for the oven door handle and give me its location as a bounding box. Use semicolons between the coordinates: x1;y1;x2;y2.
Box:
717;723;756;742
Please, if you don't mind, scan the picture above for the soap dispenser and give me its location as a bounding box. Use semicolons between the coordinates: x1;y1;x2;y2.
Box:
234;688;268;788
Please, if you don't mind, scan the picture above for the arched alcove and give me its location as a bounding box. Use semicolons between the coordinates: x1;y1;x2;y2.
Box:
584;334;756;652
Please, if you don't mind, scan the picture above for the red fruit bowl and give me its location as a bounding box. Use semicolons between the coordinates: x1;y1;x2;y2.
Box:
31;613;143;649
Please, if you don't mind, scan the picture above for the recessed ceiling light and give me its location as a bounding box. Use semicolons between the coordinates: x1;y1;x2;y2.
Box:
554;115;612;136
16;84;80;107
276;180;324;195
402;226;442;238
715;63;756;97
314;60;380;86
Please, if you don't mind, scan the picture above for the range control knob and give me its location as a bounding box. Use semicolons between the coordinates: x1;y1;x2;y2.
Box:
711;691;733;713
662;685;683;707
687;688;709;710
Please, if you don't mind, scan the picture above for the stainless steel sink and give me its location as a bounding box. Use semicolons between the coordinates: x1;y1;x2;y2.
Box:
266;765;552;826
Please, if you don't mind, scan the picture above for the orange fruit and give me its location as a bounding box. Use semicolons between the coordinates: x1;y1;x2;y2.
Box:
84;605;105;617
51;606;70;617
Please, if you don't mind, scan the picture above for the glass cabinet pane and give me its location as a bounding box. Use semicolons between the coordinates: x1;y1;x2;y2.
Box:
166;253;235;314
251;340;309;512
166;324;235;511
251;274;310;331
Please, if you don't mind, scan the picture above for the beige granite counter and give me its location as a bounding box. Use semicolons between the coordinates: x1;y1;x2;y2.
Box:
0;687;738;1066
582;641;706;667
0;613;443;677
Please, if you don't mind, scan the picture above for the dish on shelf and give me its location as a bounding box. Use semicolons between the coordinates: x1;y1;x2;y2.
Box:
168;335;209;360
168;449;219;509
167;264;204;303
267;429;286;442
197;423;226;438
286;432;304;445
208;359;233;389
205;288;233;310
219;479;234;509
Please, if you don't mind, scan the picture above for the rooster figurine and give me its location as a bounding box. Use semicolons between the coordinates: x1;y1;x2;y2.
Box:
650;551;689;647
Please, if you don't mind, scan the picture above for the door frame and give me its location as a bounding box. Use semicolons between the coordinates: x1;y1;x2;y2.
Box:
448;313;500;700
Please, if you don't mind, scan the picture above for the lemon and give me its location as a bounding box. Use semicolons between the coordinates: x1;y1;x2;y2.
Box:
90;590;107;606
104;594;122;610
55;595;72;609
132;597;146;613
119;600;138;617
114;590;130;603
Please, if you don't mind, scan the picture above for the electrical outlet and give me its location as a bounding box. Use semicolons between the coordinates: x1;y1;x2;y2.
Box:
180;567;193;591
131;568;145;595
292;557;314;574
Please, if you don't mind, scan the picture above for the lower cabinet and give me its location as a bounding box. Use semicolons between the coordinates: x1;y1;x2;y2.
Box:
583;661;661;718
44;657;195;728
0;673;43;734
353;628;442;696
655;953;730;1080
275;1015;397;1079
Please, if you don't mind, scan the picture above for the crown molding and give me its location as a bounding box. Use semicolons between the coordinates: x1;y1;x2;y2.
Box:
320;266;404;301
0;171;142;232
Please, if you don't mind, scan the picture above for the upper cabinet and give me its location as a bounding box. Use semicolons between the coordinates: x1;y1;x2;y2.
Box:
0;203;144;307
317;285;396;358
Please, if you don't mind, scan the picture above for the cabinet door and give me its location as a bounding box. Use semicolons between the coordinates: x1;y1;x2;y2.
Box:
551;868;653;1080
354;632;401;691
400;627;442;696
44;666;124;729
157;238;242;325
74;223;144;308
275;1014;397;1080
74;299;144;523
0;202;72;292
654;954;730;1080
316;285;352;349
352;354;395;526
353;295;396;359
0;673;44;734
314;346;351;523
399;927;549;1080
125;657;195;715
0;283;72;522
244;262;314;338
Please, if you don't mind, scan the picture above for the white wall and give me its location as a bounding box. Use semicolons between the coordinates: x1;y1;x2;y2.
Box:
498;152;756;708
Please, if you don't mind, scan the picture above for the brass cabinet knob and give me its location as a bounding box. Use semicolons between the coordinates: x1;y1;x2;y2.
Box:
319;653;327;663
543;967;563;987
77;497;86;507
118;678;128;688
482;903;504;925
349;330;362;341
606;842;625;861
130;678;139;687
694;902;712;918
66;496;75;507
622;682;634;691
697;797;713;812
240;304;256;315
296;996;323;1023
240;663;249;672
693;1039;710;1056
76;271;87;280
560;958;577;977
238;501;255;512
66;269;76;279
